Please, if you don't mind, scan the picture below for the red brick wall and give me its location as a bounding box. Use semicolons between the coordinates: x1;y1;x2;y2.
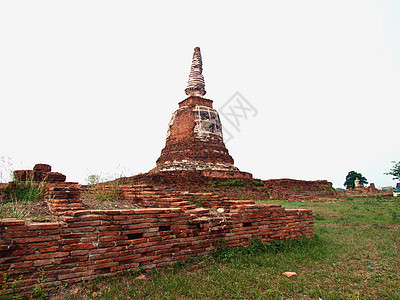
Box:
0;204;313;292
264;179;338;200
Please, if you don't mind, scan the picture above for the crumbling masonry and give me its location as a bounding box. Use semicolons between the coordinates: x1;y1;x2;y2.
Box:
0;47;314;293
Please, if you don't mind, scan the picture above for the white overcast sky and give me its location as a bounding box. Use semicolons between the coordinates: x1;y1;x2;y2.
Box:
1;0;399;188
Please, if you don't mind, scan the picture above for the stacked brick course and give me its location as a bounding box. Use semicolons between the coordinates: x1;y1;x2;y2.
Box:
44;183;84;214
0;202;313;292
13;164;66;183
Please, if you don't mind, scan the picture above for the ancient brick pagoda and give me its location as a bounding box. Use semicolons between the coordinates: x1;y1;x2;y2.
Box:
153;47;249;178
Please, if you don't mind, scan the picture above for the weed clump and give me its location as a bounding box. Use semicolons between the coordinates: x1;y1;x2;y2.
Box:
0;273;22;299
32;268;48;300
2;178;45;204
83;174;122;202
0;176;46;220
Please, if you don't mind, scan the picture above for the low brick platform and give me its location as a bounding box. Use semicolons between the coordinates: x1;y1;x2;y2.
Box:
0;202;313;292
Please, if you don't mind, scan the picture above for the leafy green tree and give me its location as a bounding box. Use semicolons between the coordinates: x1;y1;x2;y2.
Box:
385;161;400;181
344;171;368;190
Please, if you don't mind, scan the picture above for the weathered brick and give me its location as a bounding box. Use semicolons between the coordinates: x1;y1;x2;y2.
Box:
58;271;88;281
66;221;101;228
113;254;140;262
99;236;122;242
98;242;115;248
70;250;90;256
40;246;59;253
62;243;97;251
13;261;35;269
2;225;29;231
112;215;127;221
98;231;120;237
135;255;160;263
2;219;25;226
2;231;38;238
61;238;81;245
89;262;119;270
26;252;69;261
80;215;100;221
98;225;122;231
81;237;98;243
11;249;36;256
29;223;59;230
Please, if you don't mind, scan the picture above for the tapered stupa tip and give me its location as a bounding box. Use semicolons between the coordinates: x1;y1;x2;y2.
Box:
185;47;206;97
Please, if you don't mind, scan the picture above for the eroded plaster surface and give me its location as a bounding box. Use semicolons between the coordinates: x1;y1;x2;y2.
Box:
157;160;238;172
193;105;223;141
166;107;183;139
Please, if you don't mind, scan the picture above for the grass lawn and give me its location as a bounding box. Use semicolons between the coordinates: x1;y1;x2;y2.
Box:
51;196;400;299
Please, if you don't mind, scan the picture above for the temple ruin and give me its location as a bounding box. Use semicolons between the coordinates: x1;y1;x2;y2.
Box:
0;47;317;294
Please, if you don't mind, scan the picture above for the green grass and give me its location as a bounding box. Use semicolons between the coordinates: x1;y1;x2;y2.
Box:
264;197;400;225
49;197;400;299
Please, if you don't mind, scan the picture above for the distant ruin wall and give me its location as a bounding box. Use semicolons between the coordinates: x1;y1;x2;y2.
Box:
264;179;338;200
342;184;392;197
0;205;313;292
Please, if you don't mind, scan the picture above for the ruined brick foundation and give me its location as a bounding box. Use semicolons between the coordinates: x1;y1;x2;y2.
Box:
264;179;339;201
0;182;313;293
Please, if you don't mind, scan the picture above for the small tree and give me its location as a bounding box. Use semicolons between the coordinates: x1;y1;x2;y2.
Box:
86;174;101;185
385;161;400;181
344;171;368;190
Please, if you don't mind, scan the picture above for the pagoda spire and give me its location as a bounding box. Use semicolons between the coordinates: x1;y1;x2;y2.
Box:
185;47;206;97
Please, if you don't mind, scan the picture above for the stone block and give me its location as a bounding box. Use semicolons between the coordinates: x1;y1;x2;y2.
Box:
33;164;51;172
